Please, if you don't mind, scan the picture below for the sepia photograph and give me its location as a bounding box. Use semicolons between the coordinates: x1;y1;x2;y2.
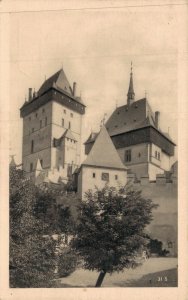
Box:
0;0;188;299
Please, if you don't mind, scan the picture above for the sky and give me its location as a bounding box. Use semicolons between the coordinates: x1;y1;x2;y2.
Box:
9;1;180;164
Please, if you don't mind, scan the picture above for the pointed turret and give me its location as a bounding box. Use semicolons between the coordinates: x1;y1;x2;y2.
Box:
127;62;135;106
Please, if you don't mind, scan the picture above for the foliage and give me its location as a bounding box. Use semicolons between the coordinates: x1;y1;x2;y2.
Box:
147;238;170;257
10;166;57;287
58;246;78;277
71;185;158;287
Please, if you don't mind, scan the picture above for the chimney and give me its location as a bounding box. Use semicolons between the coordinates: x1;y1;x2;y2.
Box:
155;111;160;129
28;88;32;101
73;82;77;97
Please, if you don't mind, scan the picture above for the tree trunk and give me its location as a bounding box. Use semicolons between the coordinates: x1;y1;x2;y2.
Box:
95;271;106;287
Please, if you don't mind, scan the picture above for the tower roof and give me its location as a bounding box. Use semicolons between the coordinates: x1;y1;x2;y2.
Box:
54;129;77;147
82;126;127;170
127;62;135;104
38;68;73;96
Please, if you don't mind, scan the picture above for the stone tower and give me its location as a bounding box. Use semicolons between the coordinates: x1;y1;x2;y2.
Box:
20;68;86;183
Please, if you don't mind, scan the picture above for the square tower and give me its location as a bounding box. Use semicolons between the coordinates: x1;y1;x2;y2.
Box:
20;68;85;182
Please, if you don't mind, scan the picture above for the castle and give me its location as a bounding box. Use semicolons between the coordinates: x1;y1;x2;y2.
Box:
20;65;177;256
20;68;85;183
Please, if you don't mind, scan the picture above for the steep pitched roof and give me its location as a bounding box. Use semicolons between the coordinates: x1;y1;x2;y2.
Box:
105;98;156;136
54;129;77;147
82;126;127;170
38;68;73;96
61;129;77;141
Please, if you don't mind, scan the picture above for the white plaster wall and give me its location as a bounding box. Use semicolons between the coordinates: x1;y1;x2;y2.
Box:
79;166;127;200
150;143;171;171
117;143;148;166
51;102;82;166
22;102;53;172
148;163;164;181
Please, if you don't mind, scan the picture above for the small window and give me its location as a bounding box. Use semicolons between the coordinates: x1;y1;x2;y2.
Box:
133;119;136;122
40;159;43;167
62;118;64;127
64;109;66;114
115;175;118;180
70;113;73;118
138;152;141;158
92;173;96;178
158;152;160;160
67;165;72;177
40;120;42;128
155;151;158;158
29;116;31;121
125;149;131;162
32;128;34;133
68;121;71;129
42;108;45;113
30;163;33;172
36;113;38;118
45;117;47;126
101;172;109;181
31;140;34;153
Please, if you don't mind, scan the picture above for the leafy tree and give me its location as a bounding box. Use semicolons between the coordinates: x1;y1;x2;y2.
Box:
71;185;158;287
9;166;57;287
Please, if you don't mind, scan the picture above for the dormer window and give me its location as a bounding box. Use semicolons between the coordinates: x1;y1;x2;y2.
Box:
64;109;66;114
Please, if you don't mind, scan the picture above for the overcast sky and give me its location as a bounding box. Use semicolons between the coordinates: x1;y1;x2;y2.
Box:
9;2;180;164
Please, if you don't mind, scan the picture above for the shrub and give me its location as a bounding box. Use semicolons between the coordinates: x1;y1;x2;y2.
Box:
58;247;78;277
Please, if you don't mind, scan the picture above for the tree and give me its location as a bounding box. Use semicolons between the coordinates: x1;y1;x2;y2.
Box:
71;185;158;287
9;166;57;287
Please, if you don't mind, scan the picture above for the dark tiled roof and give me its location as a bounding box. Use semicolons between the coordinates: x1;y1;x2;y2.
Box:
82;126;127;170
105;98;156;136
84;132;99;144
38;69;73;96
85;98;175;145
54;129;77;147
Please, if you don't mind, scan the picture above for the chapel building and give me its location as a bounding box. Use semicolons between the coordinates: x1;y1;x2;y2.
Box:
84;66;176;180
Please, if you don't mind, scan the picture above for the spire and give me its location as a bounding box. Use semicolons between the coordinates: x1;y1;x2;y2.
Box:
127;61;135;106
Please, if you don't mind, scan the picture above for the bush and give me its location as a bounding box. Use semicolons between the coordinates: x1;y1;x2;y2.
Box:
58;247;78;277
147;238;169;257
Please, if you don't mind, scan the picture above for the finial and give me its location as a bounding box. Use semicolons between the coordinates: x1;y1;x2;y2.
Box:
131;61;133;74
127;61;135;105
